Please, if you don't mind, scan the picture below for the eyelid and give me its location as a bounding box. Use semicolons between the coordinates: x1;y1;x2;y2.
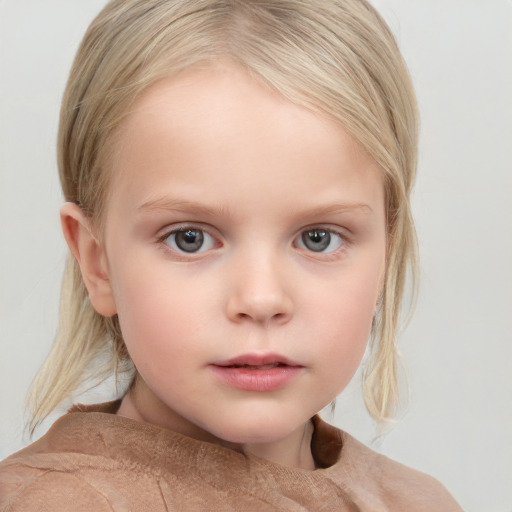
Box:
157;223;221;256
295;224;349;240
293;225;350;255
157;221;218;239
155;222;350;259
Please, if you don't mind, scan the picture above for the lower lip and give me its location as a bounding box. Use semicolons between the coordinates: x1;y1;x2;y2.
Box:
209;365;302;392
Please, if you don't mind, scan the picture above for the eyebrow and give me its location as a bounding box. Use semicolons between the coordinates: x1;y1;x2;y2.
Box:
297;203;374;217
137;197;233;218
137;196;373;218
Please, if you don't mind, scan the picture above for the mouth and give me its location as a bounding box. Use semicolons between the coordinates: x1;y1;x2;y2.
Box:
212;353;302;369
224;362;288;370
209;353;303;392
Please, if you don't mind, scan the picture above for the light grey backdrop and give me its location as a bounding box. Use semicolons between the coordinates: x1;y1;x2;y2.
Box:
1;1;511;510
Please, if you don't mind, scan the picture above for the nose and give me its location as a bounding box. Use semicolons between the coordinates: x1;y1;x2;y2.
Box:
225;251;294;326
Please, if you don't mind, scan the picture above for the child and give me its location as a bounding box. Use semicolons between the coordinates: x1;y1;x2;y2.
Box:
0;0;463;510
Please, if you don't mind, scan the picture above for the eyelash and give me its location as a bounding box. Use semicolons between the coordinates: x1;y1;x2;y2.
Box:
157;225;349;258
294;227;346;254
157;225;218;256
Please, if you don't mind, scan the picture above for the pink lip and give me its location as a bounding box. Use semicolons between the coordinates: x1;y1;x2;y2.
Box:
213;352;301;368
209;353;304;392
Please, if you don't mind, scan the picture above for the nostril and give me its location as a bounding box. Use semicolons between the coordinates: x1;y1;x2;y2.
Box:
233;309;290;325
225;278;294;325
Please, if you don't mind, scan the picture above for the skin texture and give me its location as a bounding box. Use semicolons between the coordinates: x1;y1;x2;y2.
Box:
61;63;387;470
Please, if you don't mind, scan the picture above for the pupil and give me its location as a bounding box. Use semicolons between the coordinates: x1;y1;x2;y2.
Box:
303;229;330;252
176;229;204;252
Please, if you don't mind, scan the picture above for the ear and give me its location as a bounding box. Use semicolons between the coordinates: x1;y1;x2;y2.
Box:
60;202;117;317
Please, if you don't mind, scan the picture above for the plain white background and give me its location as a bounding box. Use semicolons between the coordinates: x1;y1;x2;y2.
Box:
0;1;511;510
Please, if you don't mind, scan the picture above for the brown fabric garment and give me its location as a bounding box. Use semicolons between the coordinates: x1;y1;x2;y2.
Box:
0;402;463;511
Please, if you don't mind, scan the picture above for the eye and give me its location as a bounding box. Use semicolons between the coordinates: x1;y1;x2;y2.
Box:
164;228;215;253
296;228;344;253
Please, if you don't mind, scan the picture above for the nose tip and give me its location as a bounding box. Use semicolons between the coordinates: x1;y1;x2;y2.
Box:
225;263;294;326
228;294;293;325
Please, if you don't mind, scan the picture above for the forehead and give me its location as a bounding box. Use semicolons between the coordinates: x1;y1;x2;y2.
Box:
105;62;383;219
113;62;363;156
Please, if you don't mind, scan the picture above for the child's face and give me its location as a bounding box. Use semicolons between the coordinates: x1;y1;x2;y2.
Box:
100;63;386;445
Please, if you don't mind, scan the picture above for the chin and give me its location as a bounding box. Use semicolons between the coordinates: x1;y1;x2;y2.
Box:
208;415;305;446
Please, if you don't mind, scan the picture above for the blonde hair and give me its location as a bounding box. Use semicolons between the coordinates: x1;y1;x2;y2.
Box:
28;0;418;432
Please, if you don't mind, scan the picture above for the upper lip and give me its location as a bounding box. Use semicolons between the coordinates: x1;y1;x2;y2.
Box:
212;352;302;367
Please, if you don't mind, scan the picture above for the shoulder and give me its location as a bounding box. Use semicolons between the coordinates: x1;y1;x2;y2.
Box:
341;432;464;511
313;417;464;511
0;403;133;511
0;402;222;512
0;458;113;512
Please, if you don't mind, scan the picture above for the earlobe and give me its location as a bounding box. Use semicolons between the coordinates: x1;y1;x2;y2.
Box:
60;202;117;317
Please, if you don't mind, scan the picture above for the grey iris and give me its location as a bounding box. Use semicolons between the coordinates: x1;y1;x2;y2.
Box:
302;229;330;252
175;229;204;252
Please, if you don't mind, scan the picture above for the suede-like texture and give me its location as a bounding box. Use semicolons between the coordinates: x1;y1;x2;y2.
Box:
0;402;463;511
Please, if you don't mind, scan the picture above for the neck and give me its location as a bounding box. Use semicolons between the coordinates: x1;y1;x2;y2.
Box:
243;420;316;470
116;378;316;470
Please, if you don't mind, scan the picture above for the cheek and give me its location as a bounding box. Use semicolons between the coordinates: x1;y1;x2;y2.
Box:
109;264;190;354
309;258;383;373
108;257;224;370
314;257;382;325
